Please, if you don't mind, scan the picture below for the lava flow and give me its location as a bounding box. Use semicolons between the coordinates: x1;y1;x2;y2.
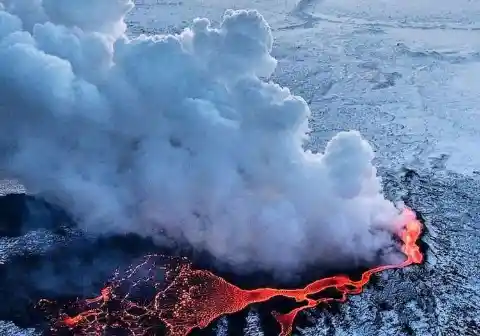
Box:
40;208;423;336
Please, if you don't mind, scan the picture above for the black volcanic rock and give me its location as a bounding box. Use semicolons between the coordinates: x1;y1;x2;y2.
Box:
0;234;161;330
0;193;74;237
0;193;163;332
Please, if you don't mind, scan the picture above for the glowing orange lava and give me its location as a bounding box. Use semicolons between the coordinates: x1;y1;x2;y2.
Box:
40;208;423;336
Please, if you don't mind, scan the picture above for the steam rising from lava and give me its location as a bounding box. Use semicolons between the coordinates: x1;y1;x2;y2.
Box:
0;0;402;274
40;208;423;336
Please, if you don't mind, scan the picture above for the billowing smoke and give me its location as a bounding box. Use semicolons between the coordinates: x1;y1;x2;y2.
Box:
0;0;404;275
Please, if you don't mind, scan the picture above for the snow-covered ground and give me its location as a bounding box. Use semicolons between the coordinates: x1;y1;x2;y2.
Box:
129;0;480;175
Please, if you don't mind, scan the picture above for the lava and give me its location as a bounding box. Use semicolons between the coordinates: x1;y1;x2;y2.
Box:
40;208;423;336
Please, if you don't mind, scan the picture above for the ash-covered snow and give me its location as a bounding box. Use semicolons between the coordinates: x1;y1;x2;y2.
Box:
0;321;38;336
243;309;264;336
0;229;67;264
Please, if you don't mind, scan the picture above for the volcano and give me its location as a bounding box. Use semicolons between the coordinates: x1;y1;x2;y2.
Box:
38;209;422;336
1;0;480;335
3;168;480;336
0;192;422;336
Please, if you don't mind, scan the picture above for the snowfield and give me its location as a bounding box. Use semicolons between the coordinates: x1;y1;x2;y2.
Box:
130;0;480;175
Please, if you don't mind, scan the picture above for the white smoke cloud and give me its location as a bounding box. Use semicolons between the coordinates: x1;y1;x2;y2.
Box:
0;0;404;275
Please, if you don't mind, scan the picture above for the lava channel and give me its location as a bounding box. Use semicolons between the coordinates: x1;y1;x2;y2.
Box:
39;208;423;336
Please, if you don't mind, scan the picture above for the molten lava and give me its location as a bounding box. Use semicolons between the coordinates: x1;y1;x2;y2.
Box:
40;208;423;336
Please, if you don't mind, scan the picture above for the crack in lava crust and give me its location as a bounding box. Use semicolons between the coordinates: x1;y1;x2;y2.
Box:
39;208;423;336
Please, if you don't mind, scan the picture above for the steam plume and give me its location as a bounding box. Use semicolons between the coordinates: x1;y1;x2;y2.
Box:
0;0;403;275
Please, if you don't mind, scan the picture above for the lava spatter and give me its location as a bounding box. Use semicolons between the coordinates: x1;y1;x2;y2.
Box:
40;208;423;336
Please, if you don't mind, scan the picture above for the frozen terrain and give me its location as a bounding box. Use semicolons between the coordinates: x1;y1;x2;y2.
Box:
1;0;479;335
128;0;480;175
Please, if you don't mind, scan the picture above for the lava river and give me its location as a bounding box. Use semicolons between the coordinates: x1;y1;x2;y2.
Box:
39;208;423;336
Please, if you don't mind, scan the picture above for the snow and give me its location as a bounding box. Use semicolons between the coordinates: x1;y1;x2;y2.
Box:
0;321;37;336
127;0;480;175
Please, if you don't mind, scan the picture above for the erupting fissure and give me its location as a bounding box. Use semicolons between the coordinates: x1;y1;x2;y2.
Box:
40;208;423;336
